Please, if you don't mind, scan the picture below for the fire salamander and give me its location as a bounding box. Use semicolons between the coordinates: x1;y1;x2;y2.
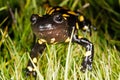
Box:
26;6;94;77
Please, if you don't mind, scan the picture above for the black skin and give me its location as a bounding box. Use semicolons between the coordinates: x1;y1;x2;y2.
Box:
26;7;94;77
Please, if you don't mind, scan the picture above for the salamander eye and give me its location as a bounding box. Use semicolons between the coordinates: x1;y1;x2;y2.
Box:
30;14;39;24
53;14;64;23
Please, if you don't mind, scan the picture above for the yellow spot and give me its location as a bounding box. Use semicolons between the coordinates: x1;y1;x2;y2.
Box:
62;14;70;17
85;51;91;56
56;8;61;11
46;7;53;14
50;38;56;43
40;39;46;42
38;14;42;17
27;66;33;72
38;39;46;44
33;58;37;63
83;25;89;30
78;36;82;39
76;22;79;29
48;9;55;15
67;11;78;16
63;17;67;20
38;40;42;44
79;16;84;22
65;37;70;42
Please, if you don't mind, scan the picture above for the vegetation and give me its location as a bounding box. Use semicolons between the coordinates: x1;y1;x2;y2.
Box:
0;0;120;80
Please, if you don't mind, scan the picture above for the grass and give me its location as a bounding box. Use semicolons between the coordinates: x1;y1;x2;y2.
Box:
0;0;120;80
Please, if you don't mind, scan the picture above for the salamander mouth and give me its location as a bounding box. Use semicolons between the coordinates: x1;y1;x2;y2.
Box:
38;27;56;31
38;24;56;31
33;25;69;41
35;26;66;36
32;26;58;33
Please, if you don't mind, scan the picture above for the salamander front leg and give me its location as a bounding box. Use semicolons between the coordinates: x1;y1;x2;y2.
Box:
26;43;46;77
73;35;94;72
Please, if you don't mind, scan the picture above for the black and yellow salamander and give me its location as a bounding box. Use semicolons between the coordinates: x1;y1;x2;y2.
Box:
26;6;94;77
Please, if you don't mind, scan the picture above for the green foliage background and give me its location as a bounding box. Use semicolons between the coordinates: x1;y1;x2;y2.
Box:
0;0;120;80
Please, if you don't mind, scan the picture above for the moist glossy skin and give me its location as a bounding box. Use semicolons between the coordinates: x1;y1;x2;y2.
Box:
26;6;94;77
31;13;69;43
